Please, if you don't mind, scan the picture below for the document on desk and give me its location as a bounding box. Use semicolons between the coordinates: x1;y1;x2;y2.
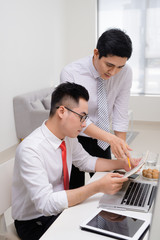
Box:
123;150;150;178
123;158;145;178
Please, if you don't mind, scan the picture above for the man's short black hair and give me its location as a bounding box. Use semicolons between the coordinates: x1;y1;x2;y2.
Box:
96;28;132;59
50;82;89;117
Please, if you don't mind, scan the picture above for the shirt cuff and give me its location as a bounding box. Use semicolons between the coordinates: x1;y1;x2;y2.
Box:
112;123;129;132
45;190;68;216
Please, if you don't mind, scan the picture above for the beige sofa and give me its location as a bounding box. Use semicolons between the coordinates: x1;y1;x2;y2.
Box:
13;87;54;140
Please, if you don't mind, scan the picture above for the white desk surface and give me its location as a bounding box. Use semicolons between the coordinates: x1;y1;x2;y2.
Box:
40;172;152;240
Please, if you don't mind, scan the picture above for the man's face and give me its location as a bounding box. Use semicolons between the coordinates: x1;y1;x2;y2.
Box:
93;49;128;80
62;98;88;138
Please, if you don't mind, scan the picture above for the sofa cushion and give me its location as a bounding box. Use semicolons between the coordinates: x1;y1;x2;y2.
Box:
42;94;51;110
31;99;45;110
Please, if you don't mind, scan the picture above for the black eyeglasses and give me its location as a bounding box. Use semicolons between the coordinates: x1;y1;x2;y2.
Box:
56;106;88;123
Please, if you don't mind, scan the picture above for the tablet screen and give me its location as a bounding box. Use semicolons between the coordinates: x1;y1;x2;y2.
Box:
86;210;144;238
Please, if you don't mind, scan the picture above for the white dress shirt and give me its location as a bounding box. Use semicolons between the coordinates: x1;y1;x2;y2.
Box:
60;55;132;136
12;121;97;220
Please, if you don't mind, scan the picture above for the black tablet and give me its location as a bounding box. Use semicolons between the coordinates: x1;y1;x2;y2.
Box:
80;208;151;240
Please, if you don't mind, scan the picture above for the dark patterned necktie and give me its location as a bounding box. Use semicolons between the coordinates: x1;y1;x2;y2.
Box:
97;77;110;150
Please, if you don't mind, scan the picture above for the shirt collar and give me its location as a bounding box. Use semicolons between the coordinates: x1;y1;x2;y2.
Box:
41;121;66;150
89;55;100;79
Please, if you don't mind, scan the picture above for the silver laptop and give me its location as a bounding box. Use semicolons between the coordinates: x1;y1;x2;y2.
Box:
99;178;157;212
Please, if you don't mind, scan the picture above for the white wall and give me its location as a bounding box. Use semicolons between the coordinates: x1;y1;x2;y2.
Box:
64;0;97;64
0;0;97;152
129;95;160;122
0;0;66;152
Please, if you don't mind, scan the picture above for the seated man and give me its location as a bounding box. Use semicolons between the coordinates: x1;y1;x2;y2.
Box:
12;82;137;240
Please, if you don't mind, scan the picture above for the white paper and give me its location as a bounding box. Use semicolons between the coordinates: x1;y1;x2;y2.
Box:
123;151;149;178
123;159;145;178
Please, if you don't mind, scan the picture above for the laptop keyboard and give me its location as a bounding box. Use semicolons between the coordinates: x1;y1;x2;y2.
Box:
121;182;151;207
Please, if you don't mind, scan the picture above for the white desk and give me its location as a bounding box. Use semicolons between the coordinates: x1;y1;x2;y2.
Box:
40;172;151;240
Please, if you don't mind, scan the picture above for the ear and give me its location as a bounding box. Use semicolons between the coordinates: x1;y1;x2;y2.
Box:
57;106;66;119
93;48;99;57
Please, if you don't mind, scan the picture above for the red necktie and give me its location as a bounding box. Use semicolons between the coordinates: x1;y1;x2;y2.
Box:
60;141;69;190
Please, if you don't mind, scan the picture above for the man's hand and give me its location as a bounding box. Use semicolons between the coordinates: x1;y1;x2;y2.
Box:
119;156;142;172
98;172;128;195
67;172;128;208
109;134;132;159
84;123;132;159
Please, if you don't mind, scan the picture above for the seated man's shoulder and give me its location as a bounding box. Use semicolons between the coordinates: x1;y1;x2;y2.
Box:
17;128;45;153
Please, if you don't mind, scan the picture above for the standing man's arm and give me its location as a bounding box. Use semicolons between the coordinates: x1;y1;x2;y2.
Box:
84;123;131;159
114;131;126;141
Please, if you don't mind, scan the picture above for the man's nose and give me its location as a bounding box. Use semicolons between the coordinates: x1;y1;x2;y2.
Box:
109;66;117;76
81;120;86;128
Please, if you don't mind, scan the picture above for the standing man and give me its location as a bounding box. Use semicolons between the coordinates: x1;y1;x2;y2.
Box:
60;28;133;188
12;82;134;240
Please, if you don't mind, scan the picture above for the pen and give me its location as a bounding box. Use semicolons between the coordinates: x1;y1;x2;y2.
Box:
127;156;131;169
126;144;131;169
